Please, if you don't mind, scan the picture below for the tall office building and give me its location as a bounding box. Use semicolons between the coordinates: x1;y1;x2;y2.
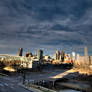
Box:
72;52;76;62
38;49;43;60
54;53;57;60
54;50;60;60
84;46;88;56
61;50;65;62
18;48;23;56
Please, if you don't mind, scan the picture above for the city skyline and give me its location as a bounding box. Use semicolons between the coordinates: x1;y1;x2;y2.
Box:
0;0;92;55
0;46;91;58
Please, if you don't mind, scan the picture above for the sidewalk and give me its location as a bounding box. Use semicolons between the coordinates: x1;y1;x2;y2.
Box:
19;83;57;92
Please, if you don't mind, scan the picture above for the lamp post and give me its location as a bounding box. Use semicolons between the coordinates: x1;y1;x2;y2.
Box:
20;68;26;84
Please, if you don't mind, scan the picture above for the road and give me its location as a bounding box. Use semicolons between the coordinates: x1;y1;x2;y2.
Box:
0;76;33;92
0;68;66;92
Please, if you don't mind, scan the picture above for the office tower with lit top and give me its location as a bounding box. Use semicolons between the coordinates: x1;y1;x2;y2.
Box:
84;46;88;56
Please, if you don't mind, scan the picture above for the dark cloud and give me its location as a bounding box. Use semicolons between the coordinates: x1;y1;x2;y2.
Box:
0;0;92;55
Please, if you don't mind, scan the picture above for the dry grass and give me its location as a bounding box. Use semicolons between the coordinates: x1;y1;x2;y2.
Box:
51;67;92;79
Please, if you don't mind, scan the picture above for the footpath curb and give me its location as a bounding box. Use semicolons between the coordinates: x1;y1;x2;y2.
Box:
19;83;57;92
19;83;42;92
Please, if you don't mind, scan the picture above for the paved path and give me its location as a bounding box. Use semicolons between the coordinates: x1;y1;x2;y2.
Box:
0;76;33;92
0;69;66;92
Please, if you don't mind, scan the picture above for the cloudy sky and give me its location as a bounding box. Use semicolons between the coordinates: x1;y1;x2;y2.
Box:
0;0;92;55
